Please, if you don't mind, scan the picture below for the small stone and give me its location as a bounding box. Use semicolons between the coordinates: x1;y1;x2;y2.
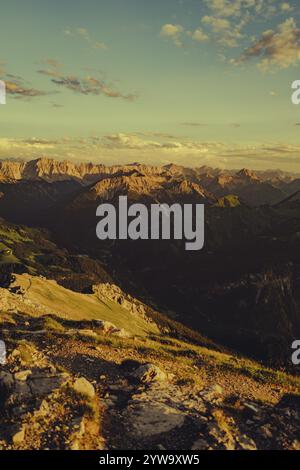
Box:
243;401;260;414
13;426;25;444
73;377;95;400
260;424;273;439
116;329;131;338
237;434;257;450
11;349;20;358
79;329;98;338
192;438;209;450
96;320;119;334
200;384;223;402
278;394;300;410
39;400;50;415
70;439;80;450
13;381;32;402
131;364;167;384
0;371;15;405
292;440;300;450
15;370;32;381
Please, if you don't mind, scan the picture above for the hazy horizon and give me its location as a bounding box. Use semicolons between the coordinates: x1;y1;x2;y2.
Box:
1;0;300;171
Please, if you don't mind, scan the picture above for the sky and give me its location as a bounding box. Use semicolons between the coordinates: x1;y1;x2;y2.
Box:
1;0;300;170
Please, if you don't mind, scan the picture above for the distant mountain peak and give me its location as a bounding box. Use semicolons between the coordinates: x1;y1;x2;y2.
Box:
236;168;259;180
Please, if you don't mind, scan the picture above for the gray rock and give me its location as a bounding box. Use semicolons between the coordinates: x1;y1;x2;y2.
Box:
12;425;25;444
0;340;7;365
191;438;210;450
237;434;257;450
72;377;95;400
126;402;186;437
28;375;65;397
15;370;32;381
200;385;223;403
131;364;167;384
0;371;15;405
12;381;32;403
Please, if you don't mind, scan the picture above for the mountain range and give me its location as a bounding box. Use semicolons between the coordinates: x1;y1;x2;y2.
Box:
0;158;299;205
0;157;300;450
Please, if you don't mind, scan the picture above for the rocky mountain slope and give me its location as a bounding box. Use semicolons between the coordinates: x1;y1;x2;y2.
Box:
0;158;300;450
0;160;300;365
1;270;300;450
30;172;299;365
0;158;299;206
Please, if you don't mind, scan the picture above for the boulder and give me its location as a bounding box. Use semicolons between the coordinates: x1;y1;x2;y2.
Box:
95;320;131;338
200;384;223;402
72;377;95;400
0;371;14;405
126;402;185;437
191;438;210;450
15;370;32;381
29;374;66;397
12;425;25;444
0;340;6;365
277;393;300;410
131;363;167;384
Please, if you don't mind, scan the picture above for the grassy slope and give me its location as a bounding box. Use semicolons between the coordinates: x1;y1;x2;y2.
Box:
12;274;158;336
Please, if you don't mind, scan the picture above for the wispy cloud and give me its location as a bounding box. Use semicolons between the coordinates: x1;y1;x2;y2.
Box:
51;75;137;100
2;135;300;170
160;0;298;69
63;27;107;50
37;58;64;78
1;65;54;100
160;24;184;48
181;122;208;127
233;17;300;71
38;62;137;101
281;2;294;13
187;28;209;43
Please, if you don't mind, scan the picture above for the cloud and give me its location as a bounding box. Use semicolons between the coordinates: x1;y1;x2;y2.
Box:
181;122;208;127
135;131;182;139
187;29;209;42
101;133;225;153
161;0;291;53
203;0;277;19
2;135;300;171
160;24;184;47
5;81;48;99
37;58;64;78
0;62;55;100
102;133;162;149
203;0;245;18
1;66;54;100
201;15;245;47
18;138;61;148
51;75;137;100
63;27;107;50
44;59;63;69
181;122;241;128
234;17;300;70
202;16;231;32
38;63;137;101
281;2;294;12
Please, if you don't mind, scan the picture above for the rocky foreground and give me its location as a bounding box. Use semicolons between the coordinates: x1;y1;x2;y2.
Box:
0;280;300;450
